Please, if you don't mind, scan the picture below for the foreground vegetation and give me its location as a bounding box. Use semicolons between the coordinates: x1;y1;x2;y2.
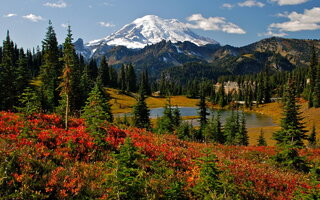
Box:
1;111;320;199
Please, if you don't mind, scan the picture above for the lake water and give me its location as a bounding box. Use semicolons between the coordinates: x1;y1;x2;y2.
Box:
149;107;275;128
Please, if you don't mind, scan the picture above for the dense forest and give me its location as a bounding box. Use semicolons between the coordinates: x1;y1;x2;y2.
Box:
1;22;320;199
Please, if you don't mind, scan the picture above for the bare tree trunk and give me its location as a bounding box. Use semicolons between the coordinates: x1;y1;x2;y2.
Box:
65;94;69;130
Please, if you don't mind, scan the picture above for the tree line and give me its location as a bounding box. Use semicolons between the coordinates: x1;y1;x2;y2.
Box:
0;22;150;116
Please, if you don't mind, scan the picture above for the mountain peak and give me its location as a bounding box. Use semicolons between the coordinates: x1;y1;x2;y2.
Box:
87;15;218;49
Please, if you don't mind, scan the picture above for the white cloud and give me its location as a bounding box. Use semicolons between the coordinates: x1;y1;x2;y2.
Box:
275;12;289;17
260;7;320;37
222;3;234;9
269;0;309;6
3;13;17;18
44;1;67;8
186;14;246;34
269;7;320;32
99;21;115;27
238;0;265;7
61;23;68;28
22;14;44;22
258;28;288;37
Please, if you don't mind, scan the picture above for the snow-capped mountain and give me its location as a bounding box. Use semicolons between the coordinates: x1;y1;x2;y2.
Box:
86;15;218;49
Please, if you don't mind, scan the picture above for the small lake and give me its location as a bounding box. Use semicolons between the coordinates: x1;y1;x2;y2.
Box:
149;107;275;128
117;107;276;128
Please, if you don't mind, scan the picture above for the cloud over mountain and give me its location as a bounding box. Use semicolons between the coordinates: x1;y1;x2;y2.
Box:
186;14;246;34
270;7;320;32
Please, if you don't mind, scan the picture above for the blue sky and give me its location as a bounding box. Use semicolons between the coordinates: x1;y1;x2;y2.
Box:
0;0;319;49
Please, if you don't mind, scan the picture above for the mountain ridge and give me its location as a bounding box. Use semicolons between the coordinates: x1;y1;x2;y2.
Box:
73;15;320;80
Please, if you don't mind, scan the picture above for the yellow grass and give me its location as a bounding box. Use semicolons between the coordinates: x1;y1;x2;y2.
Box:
299;102;320;132
108;88;137;114
246;101;320;146
242;54;254;59
248;126;280;146
107;88;199;114
245;102;283;124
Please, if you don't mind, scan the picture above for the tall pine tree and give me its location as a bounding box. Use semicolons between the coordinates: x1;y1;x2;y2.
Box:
157;98;174;134
0;31;17;110
307;46;317;107
126;64;136;92
236;112;249;146
132;85;150;129
39;21;61;112
198;85;209;130
273;78;307;148
98;56;110;87
58;25;74;129
313;63;320;108
257;129;267;146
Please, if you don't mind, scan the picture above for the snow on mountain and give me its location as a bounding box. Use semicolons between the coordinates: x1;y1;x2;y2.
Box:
86;15;218;49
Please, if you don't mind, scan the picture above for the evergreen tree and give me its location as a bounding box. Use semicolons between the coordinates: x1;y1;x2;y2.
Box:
204;113;224;144
98;56;109;87
172;106;182;128
236;112;249;146
109;65;118;88
308;46;317;107
176;122;194;140
39;21;61;112
198;86;209;130
218;82;226;108
111;137;145;199
69;56;83;113
256;74;264;104
224;111;239;145
257;129;267;146
313;63;320;108
118;64;126;92
58;25;74;129
88;59;98;81
308;91;313;108
82;83;113;136
159;73;167;96
126;64;136;92
97;78;113;123
210;85;216;104
140;69;151;96
0;46;2;63
263;67;271;103
16;49;29;96
0;31;17;110
15;87;41;115
193;151;221;199
213;112;224;144
157;98;174;134
132;85;150;129
309;125;317;148
80;65;94;107
273;78;307;148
